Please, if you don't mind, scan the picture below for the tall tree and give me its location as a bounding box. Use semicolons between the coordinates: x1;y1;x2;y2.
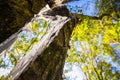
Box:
0;0;77;80
0;0;120;80
7;6;77;80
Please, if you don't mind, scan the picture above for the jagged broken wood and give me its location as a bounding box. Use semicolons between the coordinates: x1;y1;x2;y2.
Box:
5;5;71;80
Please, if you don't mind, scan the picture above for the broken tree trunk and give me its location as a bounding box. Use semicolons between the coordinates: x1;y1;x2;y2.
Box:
5;5;78;80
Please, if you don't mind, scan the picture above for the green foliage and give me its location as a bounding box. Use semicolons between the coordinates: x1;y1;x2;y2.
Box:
0;76;5;80
66;16;120;80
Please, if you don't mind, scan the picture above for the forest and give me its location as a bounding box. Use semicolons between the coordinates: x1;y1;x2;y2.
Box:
0;0;120;80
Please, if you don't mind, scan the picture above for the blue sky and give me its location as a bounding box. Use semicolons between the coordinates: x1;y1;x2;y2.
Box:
66;0;99;17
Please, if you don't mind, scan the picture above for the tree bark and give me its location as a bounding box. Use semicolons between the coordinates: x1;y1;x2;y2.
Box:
0;0;71;43
17;20;75;80
0;0;78;80
4;5;78;80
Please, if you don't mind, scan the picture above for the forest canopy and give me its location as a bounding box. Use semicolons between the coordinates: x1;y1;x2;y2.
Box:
65;16;120;80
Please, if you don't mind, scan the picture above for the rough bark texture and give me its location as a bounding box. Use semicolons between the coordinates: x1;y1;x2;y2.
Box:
17;19;76;80
0;0;78;80
5;5;78;80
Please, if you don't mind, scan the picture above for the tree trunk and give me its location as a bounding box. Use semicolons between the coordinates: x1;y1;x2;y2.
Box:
4;5;78;80
0;0;78;80
17;19;75;80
